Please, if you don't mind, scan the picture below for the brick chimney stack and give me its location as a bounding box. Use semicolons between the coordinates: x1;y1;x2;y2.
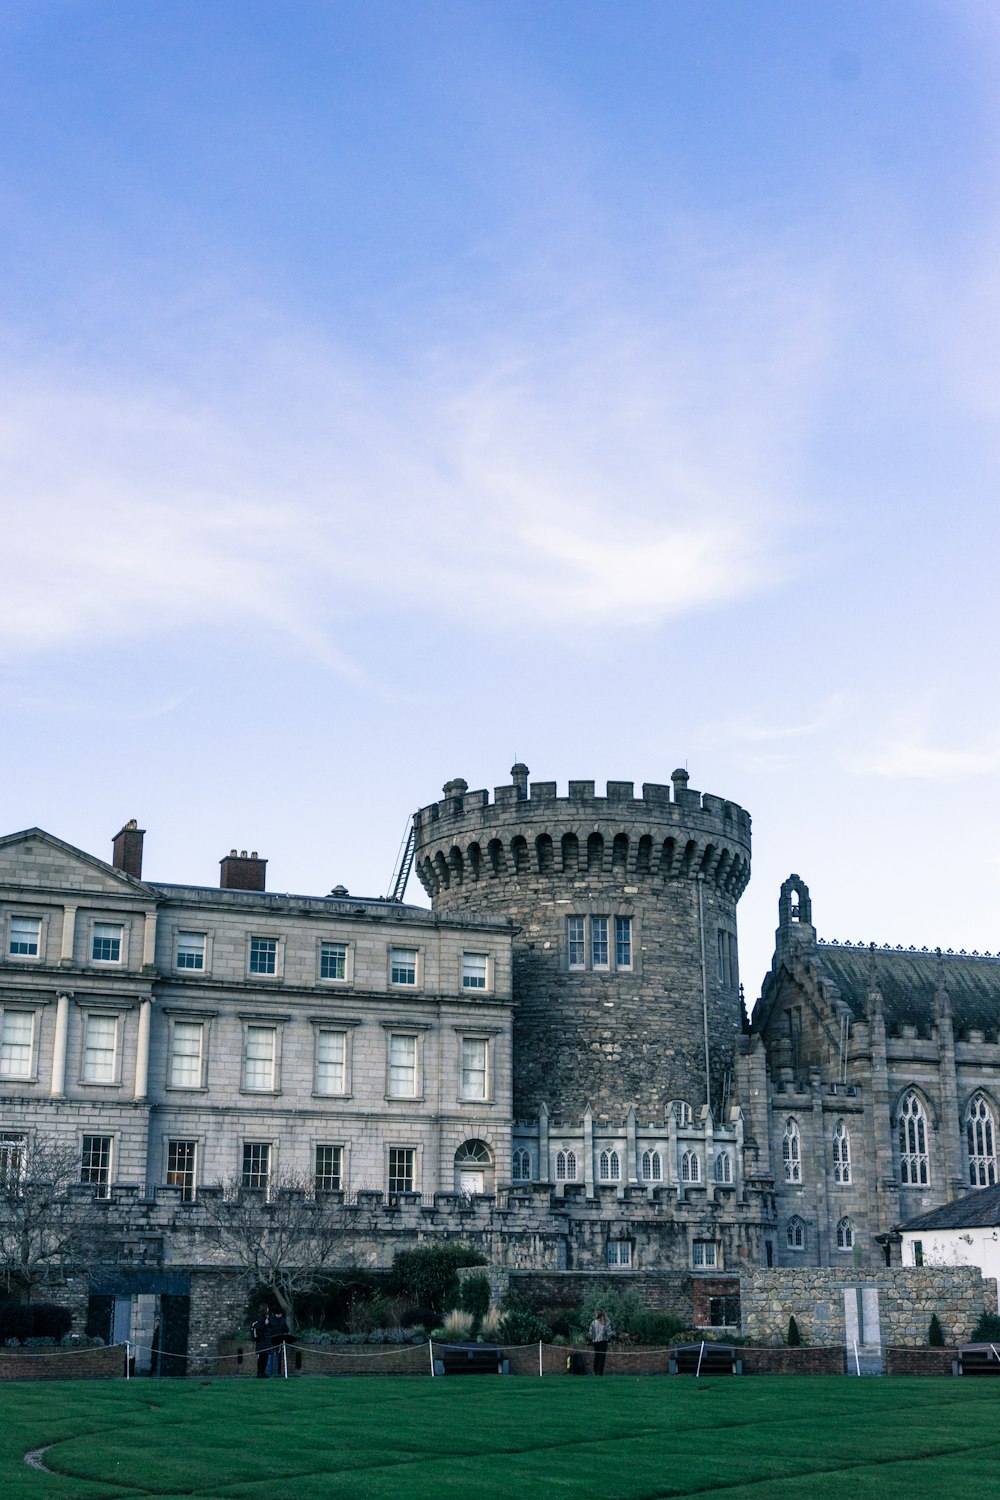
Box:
112;820;145;879
220;849;267;892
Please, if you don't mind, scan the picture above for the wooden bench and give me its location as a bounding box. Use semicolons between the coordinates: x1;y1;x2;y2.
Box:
434;1342;508;1375
956;1344;1000;1376
669;1342;741;1375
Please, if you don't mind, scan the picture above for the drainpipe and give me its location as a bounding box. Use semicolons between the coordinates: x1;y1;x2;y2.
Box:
697;875;711;1114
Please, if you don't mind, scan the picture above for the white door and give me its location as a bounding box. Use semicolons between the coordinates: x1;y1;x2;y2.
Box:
460;1169;485;1195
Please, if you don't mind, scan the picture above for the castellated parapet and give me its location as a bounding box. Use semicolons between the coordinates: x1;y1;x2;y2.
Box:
413;766;751;1123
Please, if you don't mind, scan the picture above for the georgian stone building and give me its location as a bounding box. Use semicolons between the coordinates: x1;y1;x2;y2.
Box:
2;763;999;1367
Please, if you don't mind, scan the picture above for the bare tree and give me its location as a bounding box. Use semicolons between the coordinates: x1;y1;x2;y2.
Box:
0;1138;117;1300
199;1173;358;1327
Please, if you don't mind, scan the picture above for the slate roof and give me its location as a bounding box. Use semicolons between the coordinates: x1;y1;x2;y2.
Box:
814;944;1000;1034
897;1184;1000;1233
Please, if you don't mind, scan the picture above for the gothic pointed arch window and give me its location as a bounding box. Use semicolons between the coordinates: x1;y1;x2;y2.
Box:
836;1216;855;1251
598;1149;620;1181
511;1147;531;1182
966;1093;998;1187
641;1149;662;1183
555;1149;577;1182
681;1149;700;1183
786;1215;805;1251
714;1150;733;1184
832;1120;852;1184
898;1090;929;1185
782;1118;801;1183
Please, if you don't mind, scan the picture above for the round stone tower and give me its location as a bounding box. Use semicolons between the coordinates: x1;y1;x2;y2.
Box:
412;765;751;1123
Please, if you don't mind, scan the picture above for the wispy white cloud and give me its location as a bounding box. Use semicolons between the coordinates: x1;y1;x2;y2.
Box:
855;736;1000;780
0;262;831;666
728;696;851;744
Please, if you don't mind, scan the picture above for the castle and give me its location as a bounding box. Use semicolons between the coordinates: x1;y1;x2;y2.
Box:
2;762;999;1365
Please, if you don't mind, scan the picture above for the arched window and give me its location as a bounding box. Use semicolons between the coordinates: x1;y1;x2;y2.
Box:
898;1090;929;1185
836;1216;855;1251
598;1150;620;1181
454;1139;493;1196
673;1100;692;1127
832;1120;851;1184
641;1150;662;1182
714;1151;733;1184
511;1148;530;1182
555;1150;577;1182
681;1150;700;1183
966;1093;997;1187
782;1118;801;1183
786;1215;805;1251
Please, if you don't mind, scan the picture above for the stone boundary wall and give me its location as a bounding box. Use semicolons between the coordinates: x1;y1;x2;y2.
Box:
509;1270;697;1320
740;1346;842;1375
740;1266;988;1347
884;1348;958;1376
0;1345;123;1381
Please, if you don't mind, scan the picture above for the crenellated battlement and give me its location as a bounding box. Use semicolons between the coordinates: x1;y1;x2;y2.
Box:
413;764;751;900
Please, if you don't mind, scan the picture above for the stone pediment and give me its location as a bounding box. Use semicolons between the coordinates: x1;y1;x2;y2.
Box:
0;828;155;901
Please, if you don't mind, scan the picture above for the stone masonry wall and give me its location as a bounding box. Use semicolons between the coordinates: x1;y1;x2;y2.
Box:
740;1266;989;1347
413;769;751;1122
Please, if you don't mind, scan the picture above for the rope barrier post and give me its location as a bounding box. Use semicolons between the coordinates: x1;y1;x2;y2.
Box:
282;1340;289;1379
538;1340;543;1377
853;1340;861;1376
695;1341;705;1379
125;1341;131;1380
428;1339;435;1377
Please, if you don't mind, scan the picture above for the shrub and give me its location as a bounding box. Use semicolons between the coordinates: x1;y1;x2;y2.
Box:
579;1286;646;1338
31;1304;71;1342
972;1312;1000;1342
629;1312;688;1346
458;1274;491;1322
440;1310;474;1340
388;1246;486;1313
400;1306;438;1331
480;1307;502;1338
787;1316;801;1347
928;1314;945;1347
0;1302;69;1345
497;1296;552;1346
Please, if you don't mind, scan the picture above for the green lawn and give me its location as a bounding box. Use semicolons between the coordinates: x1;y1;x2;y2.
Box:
1;1376;998;1500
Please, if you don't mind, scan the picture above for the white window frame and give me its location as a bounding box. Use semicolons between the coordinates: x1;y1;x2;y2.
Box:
681;1149;701;1183
91;920;125;966
459;1034;490;1101
165;1139;198;1201
511;1147;531;1182
167;1019;206;1090
387;1144;416;1195
567;914;635;972
782;1117;802;1183
0;1132;26;1186
966;1093;997;1188
0;1008;37;1081
314;1027;350;1097
319;940;351;984
898;1090;929;1186
81;1134;113;1199
247;935;281;979
641;1149;662;1182
242;1022;280;1094
555;1148;577;1181
461;952;490;991
786;1215;805;1251
241;1140;272;1192
389;947;419;988
692;1240;719;1268
7;913;42;961
833;1119;852;1185
598;1149;621;1181
314;1142;344;1194
606;1239;633;1267
714;1150;733;1185
175;931;207;972
387;1030;420;1099
836;1216;855;1251
80;1012;120;1085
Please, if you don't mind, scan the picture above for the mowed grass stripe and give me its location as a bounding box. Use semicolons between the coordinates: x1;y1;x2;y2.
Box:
3;1378;999;1500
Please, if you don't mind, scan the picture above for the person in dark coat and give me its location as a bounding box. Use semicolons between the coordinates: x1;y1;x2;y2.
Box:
268;1310;289;1375
250;1307;272;1378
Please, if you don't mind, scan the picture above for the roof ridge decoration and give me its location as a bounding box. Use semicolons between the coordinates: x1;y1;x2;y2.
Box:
818;939;1000;962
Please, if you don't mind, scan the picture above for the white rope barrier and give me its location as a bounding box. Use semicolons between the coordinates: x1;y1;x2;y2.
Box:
0;1340;129;1360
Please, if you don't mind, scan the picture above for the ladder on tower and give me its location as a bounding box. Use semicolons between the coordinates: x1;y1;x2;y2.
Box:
387;821;416;903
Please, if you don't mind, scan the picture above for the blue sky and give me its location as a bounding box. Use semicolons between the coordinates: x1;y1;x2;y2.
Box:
2;1;999;1000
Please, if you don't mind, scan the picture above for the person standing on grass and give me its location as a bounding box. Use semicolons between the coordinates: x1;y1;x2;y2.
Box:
250;1307;272;1379
589;1308;614;1375
268;1309;288;1376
